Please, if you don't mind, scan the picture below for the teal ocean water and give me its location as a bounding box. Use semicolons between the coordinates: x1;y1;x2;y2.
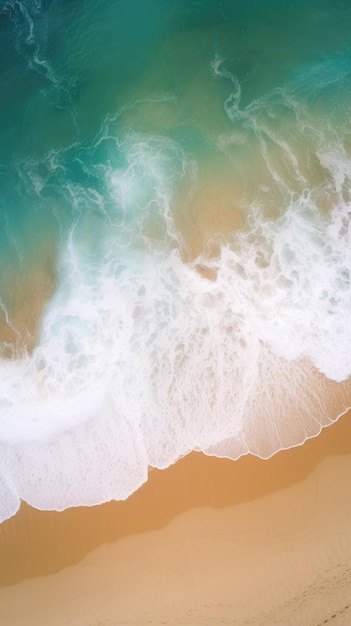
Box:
0;0;351;522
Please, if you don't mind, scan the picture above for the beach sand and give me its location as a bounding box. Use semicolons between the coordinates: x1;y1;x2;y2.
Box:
1;409;351;625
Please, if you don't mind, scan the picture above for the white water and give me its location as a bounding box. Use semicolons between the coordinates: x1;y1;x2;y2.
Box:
1;37;351;523
0;124;351;523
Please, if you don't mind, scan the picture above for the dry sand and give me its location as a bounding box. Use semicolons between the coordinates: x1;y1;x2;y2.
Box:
1;410;351;625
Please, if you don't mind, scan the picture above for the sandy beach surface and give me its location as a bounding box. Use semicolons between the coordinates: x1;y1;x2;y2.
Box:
1;410;351;626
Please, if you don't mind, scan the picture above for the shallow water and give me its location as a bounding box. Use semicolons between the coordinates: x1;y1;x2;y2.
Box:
0;0;351;522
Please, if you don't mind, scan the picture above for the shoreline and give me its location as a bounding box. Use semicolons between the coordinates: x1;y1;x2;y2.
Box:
1;409;351;624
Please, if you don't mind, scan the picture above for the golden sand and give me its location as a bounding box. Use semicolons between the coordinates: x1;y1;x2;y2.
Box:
1;409;351;625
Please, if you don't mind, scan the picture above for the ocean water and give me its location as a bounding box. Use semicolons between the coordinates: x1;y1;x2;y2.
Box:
0;0;351;523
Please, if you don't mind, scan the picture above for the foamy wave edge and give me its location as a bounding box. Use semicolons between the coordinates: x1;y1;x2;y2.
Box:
1;74;351;522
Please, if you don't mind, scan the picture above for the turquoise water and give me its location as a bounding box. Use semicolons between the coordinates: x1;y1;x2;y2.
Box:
0;0;351;522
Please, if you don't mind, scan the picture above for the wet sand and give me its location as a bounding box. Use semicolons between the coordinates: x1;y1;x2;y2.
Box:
1;410;351;625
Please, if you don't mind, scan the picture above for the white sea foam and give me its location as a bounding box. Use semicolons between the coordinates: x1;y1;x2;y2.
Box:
1;75;351;522
210;53;242;121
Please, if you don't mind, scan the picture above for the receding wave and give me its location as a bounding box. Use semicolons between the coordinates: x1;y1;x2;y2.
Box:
0;0;350;523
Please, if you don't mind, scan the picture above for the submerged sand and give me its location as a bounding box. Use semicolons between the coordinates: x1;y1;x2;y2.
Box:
1;410;351;625
0;242;56;358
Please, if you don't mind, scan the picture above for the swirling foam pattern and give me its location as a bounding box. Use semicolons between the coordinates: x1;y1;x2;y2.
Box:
0;0;350;522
